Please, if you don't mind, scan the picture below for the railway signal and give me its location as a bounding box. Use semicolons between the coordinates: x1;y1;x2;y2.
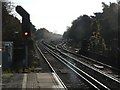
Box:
24;32;29;36
16;6;31;38
15;6;31;68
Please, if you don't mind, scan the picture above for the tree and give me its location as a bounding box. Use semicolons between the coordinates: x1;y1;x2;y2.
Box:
63;2;119;55
101;3;118;40
2;2;23;42
63;26;70;39
63;15;92;47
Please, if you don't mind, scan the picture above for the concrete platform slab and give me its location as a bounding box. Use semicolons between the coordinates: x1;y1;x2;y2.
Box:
2;73;67;90
36;73;66;89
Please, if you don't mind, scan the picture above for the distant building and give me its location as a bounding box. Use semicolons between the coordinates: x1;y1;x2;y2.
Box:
2;42;13;69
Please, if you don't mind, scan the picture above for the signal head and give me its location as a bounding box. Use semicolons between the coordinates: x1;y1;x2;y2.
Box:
24;32;29;36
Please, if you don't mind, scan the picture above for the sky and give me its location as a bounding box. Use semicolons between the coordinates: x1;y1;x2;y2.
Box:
8;0;117;35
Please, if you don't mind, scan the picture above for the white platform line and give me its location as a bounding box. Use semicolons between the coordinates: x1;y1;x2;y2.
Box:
22;74;27;89
52;73;67;89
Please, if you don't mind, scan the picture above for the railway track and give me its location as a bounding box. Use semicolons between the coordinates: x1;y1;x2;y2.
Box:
35;42;67;89
36;41;92;89
61;44;120;71
57;43;120;81
39;41;109;89
49;40;120;71
58;44;120;80
48;40;120;82
42;40;120;89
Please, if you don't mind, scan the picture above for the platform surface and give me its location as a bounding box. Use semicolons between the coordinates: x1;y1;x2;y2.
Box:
2;73;66;90
24;73;66;89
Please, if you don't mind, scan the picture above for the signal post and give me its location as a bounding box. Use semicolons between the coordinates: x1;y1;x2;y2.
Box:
16;6;31;68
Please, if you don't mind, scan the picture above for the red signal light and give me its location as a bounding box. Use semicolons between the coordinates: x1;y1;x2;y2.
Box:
24;32;29;36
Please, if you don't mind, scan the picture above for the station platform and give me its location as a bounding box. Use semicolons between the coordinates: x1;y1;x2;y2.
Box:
23;73;67;89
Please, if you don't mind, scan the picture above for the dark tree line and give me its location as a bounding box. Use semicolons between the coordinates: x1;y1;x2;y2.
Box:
2;2;37;44
2;2;37;71
63;2;119;57
2;2;23;42
34;28;62;40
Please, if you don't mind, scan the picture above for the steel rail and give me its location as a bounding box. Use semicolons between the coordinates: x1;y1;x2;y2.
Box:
42;43;110;90
36;42;68;90
47;41;120;84
57;46;120;84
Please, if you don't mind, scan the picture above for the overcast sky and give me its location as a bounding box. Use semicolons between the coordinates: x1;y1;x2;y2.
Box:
9;0;117;34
